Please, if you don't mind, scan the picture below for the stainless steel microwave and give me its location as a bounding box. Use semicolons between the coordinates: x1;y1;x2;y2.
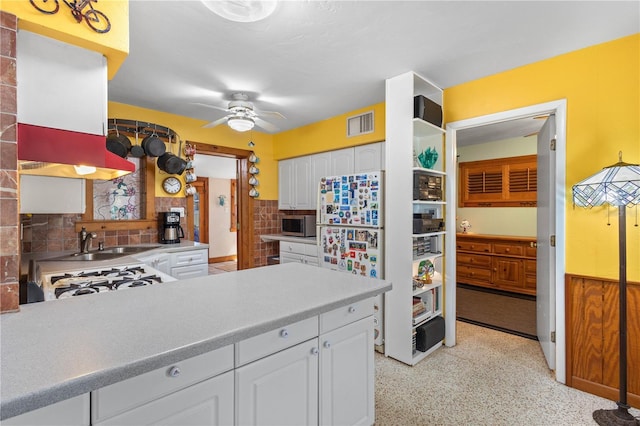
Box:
282;215;316;237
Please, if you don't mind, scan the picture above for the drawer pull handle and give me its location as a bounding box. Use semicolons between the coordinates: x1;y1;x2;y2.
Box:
310;347;319;356
348;306;356;314
323;341;331;349
280;329;289;338
167;366;181;378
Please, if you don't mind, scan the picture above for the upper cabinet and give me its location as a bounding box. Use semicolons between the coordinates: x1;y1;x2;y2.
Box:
278;142;385;210
458;155;537;207
17;31;108;135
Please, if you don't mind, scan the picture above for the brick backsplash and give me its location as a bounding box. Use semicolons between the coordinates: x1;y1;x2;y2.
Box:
0;11;18;313
253;199;281;267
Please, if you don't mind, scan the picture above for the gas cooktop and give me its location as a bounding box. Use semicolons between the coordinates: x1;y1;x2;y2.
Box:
42;264;176;301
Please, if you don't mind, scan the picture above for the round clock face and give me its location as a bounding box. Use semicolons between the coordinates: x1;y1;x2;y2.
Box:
162;177;182;194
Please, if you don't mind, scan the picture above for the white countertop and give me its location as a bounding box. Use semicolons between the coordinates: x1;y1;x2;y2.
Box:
0;263;391;420
260;234;317;244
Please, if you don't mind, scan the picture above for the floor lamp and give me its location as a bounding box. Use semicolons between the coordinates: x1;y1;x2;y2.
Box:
572;152;640;426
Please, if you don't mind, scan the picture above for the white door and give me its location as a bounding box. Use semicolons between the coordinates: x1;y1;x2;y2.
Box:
236;339;319;426
536;115;556;369
354;143;383;173
320;317;374;426
330;148;354;175
278;159;294;209
294;156;313;209
311;152;331;210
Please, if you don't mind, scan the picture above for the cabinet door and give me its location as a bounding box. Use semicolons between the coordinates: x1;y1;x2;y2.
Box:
330;148;354;176
354;143;384;173
278;159;294;209
320;317;374;426
236;339;319;426
311;152;331;209
3;394;89;426
95;372;234;426
19;175;86;214
492;257;523;290
293;156;313;209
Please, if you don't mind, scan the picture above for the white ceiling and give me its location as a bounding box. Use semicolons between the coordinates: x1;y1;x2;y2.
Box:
108;1;639;143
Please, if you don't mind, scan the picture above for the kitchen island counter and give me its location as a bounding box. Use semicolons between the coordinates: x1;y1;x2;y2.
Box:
0;263;391;420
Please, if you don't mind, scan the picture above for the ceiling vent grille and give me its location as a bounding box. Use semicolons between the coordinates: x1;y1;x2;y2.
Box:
347;111;374;137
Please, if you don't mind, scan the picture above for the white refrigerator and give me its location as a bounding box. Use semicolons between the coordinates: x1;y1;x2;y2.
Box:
317;171;385;347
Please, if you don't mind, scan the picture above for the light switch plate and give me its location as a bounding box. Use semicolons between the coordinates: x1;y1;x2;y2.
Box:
170;207;185;217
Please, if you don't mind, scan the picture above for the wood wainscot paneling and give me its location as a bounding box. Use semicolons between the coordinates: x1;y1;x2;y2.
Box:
565;274;639;408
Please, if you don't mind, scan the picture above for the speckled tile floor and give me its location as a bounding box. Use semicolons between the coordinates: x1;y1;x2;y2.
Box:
375;321;640;426
208;261;237;275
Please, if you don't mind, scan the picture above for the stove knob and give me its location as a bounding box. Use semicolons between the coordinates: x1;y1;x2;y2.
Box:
167;366;181;378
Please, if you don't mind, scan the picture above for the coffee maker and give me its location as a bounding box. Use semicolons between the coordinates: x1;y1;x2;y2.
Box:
160;212;184;244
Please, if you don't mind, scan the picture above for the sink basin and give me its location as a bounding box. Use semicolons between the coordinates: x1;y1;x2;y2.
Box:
50;245;160;261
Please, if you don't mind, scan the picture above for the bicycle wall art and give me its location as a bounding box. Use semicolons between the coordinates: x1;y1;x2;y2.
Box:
30;0;111;34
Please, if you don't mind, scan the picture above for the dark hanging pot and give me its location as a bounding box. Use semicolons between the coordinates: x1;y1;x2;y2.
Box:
106;132;131;158
129;130;145;158
141;132;166;157
157;152;187;175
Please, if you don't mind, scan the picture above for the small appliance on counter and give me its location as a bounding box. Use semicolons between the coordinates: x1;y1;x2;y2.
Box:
160;211;184;244
281;214;316;237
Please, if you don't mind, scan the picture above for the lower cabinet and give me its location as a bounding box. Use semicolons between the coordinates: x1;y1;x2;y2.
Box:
169;248;209;279
94;372;234;426
236;339;320;426
280;241;319;267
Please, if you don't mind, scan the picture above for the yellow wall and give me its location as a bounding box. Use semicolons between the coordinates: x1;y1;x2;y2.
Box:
273;102;386;159
1;0;129;78
443;34;640;282
108;102;276;199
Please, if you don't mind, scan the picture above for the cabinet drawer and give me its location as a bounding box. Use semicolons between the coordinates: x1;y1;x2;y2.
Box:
171;263;208;280
525;273;537;290
171;249;207;267
91;345;233;423
457;265;492;283
457;253;492;267
304;243;319;257
320;297;373;333
4;394;89;426
525;259;536;273
493;243;524;256
456;241;491;253
236;316;319;366
280;241;307;255
525;245;537;258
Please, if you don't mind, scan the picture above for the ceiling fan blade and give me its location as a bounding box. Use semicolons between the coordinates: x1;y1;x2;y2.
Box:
254;117;279;132
191;102;230;113
255;109;286;120
203;117;228;128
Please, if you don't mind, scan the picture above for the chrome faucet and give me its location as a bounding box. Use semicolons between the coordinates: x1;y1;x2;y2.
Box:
79;227;98;253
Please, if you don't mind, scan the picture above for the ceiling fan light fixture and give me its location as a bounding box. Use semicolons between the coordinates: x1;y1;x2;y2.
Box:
201;1;278;23
228;116;255;132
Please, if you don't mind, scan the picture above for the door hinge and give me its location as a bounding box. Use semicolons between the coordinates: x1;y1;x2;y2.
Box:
550;138;556;151
550;235;556;247
551;331;556;343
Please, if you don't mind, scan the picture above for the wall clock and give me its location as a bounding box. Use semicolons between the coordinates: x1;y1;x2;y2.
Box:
162;176;182;194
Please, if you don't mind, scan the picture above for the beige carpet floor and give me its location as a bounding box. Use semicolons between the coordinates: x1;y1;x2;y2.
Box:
374;321;640;425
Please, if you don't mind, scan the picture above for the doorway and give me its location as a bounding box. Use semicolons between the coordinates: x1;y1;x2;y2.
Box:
187;177;209;244
186;142;255;270
445;99;567;383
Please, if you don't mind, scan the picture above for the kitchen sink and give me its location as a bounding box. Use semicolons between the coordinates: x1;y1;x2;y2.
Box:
50;245;160;261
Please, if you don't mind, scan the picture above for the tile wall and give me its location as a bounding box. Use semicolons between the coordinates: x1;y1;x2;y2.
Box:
0;11;19;313
253;199;281;267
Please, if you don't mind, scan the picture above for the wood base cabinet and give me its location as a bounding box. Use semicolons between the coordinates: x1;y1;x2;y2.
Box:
456;234;536;296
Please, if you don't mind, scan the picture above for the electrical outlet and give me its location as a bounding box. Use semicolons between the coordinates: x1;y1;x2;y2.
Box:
170;207;185;217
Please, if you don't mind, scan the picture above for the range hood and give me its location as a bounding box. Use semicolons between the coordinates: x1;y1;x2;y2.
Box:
18;123;135;180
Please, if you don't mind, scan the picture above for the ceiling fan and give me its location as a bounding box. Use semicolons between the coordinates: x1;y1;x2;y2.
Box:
194;93;285;133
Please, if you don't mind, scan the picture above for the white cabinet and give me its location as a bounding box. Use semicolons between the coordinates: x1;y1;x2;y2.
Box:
17;31;107;135
235;339;320;426
330;148;355;176
319;317;375;426
279;157;313;210
235;299;374;426
137;252;171;275
19;175;86;214
169;248;208;279
384;72;447;366
311;152;331;209
94;372;234;426
92;345;234;425
354;142;384;173
280;241;319;267
2;394;89;426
